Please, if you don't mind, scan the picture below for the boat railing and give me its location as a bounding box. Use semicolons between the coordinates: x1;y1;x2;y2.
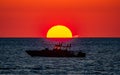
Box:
53;43;71;51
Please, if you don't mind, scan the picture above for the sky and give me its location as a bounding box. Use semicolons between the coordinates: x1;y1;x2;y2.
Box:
0;0;120;38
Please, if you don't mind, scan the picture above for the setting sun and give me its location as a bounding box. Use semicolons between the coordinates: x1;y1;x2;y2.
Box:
47;25;72;38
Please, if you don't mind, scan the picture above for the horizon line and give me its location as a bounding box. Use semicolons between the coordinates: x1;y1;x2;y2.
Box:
0;37;120;39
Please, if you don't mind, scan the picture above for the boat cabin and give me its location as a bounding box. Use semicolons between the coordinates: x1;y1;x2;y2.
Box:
53;43;71;51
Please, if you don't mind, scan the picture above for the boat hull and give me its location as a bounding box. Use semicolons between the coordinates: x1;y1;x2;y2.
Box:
26;50;86;57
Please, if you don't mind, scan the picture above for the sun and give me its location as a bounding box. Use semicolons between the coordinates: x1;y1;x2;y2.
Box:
47;25;72;38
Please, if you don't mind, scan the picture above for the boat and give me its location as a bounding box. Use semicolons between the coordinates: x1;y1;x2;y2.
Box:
26;43;86;57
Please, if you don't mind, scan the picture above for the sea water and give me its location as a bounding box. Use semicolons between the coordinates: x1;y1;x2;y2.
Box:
0;38;120;75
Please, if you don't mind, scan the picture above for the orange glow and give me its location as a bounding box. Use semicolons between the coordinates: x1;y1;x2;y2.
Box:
0;0;120;37
47;25;72;38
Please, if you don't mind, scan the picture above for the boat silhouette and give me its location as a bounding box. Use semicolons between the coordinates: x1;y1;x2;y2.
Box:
26;43;86;57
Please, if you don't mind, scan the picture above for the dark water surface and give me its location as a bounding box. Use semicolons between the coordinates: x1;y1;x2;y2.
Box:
0;38;120;75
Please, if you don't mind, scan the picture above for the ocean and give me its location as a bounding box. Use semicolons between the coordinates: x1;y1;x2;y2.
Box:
0;38;120;75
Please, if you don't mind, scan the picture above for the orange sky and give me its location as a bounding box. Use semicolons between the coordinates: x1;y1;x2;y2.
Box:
0;0;120;38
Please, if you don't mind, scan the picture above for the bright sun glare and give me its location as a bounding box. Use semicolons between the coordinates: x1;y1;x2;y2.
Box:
47;25;72;38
